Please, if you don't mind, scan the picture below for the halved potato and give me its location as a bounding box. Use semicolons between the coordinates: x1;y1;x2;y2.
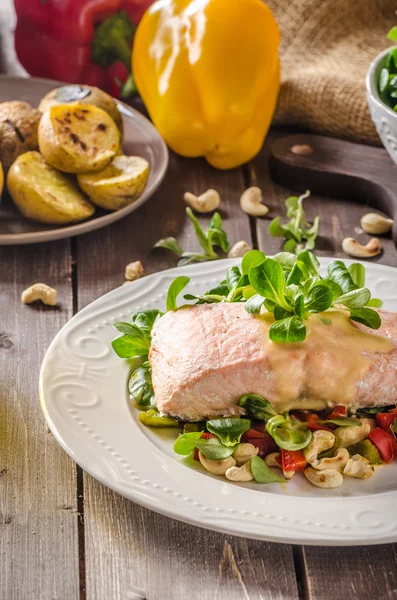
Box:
38;103;120;173
0;101;41;168
77;155;149;210
38;85;123;135
7;151;95;224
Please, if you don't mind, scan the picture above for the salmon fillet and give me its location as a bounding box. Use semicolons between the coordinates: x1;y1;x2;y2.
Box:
149;303;397;421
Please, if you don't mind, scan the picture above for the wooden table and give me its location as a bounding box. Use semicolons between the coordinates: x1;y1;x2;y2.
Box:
1;3;397;599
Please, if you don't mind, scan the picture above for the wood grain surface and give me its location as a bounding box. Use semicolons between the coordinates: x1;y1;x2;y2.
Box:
1;1;397;599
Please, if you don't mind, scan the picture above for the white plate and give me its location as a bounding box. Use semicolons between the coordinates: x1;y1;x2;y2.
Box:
40;258;397;545
0;75;168;245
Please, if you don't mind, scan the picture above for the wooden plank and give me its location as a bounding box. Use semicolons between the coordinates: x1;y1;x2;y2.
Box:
0;242;79;600
76;149;299;600
302;545;397;599
252;128;397;266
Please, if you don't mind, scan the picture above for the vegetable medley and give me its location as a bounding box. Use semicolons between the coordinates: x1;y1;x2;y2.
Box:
112;250;397;489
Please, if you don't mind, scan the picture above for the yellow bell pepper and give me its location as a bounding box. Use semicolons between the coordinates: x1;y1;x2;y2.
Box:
132;0;280;169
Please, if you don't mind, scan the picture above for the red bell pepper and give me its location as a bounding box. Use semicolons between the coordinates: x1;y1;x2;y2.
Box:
376;412;396;431
280;450;307;472
14;0;154;97
241;428;266;442
327;405;347;419
368;428;394;464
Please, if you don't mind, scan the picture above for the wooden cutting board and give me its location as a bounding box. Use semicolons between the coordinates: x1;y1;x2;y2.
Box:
269;133;397;245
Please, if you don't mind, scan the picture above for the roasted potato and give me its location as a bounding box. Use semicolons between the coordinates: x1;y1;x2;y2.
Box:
38;85;123;134
77;155;149;210
0;101;41;168
38;103;120;173
7;151;95;224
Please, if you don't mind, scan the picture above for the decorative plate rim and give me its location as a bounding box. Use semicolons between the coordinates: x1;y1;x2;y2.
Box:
40;258;397;546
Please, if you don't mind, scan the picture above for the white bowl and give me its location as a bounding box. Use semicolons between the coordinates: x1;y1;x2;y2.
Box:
366;46;397;164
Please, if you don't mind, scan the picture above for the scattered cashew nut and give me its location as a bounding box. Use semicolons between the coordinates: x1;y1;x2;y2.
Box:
198;451;236;476
21;283;57;306
264;452;295;479
341;237;381;258
333;423;371;450
184;189;220;213
303;430;335;464
240;187;269;217
304;467;343;489
343;454;375;479
312;448;349;473
125;261;145;281
291;144;313;155
232;443;259;465
225;460;254;482
228;240;252;258
361;213;394;235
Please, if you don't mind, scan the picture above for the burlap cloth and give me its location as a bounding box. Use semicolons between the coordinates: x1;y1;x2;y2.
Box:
267;0;396;145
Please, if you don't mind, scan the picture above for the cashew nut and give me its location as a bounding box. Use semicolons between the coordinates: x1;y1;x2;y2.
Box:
225;460;254;482
125;261;145;281
333;423;371;450
198;451;236;475
303;430;335;464
312;448;349;473
291;144;313;155
358;417;376;431
361;213;394;235
264;452;295;479
184;189;220;213
265;452;281;467
240;187;269;217
304;467;343;489
21;283;57;306
343;454;375;479
341;237;381;258
228;240;252;258
232;443;259;465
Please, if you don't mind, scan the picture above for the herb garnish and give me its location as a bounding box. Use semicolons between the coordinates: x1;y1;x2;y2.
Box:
268;191;319;253
165;250;382;342
154;208;230;266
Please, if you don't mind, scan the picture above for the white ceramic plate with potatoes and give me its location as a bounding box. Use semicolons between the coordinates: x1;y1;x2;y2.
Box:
0;75;168;245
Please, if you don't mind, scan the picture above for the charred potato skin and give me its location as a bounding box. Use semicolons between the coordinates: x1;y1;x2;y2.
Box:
0;101;41;168
38;104;121;174
77;155;150;210
38;86;123;135
7;151;95;225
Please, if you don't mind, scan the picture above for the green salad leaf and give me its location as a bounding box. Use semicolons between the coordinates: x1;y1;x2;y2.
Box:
166;276;190;311
129;363;155;407
269;316;307;343
206;418;251;447
238;394;277;420
174;432;236;460
266;414;312;450
250;456;286;483
321;417;363;427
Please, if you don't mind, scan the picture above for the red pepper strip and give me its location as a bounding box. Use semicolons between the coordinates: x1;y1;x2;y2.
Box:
376;413;396;431
253;437;278;458
193;432;217;461
241;428;266;442
368;428;394;463
375;414;397;457
306;416;334;433
281;450;307;472
327;405;347;419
